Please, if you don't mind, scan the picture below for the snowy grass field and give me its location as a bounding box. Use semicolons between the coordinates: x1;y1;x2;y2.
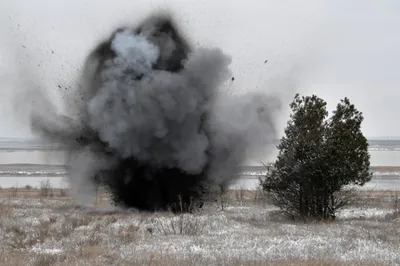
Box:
0;189;399;265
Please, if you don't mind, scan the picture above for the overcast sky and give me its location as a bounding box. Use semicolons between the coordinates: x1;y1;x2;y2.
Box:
0;0;399;139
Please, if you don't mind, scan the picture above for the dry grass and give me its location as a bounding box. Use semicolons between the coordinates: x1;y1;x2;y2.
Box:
370;166;400;172
0;189;399;265
152;212;206;236
0;188;69;198
0;251;391;266
0;187;398;202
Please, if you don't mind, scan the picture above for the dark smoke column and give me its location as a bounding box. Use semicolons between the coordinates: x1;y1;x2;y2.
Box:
78;14;232;212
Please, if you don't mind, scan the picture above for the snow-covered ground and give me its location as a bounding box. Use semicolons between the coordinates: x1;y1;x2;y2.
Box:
0;195;399;265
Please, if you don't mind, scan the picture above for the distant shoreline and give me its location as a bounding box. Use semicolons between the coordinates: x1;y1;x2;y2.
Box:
0;163;400;169
241;165;400;172
1;138;400;151
0;164;398;175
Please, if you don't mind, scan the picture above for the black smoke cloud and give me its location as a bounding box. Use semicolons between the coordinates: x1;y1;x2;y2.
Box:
30;13;278;212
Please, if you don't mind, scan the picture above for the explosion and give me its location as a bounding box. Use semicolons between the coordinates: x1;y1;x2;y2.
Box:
31;13;278;212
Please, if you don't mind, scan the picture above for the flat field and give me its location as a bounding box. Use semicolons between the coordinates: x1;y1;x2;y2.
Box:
0;188;399;266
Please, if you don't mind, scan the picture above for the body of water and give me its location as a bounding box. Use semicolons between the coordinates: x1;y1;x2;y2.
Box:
0;138;399;190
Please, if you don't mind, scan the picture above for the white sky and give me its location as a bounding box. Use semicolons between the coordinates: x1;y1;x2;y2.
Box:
0;0;399;138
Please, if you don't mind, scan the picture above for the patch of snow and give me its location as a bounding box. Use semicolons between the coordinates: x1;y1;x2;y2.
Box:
337;207;395;220
31;247;63;255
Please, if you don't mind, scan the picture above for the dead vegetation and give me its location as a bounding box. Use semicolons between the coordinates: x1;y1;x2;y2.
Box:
0;188;399;265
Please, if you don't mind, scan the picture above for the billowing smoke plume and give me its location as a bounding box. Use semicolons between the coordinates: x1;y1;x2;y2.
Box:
31;13;278;212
